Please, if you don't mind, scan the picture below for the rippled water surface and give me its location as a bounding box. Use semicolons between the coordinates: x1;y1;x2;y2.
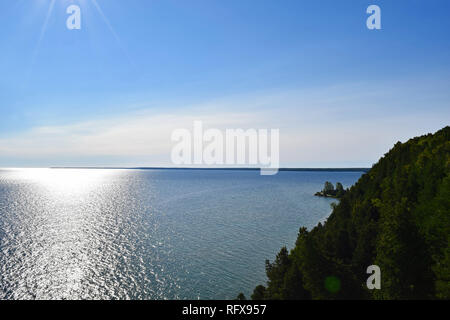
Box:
0;169;363;299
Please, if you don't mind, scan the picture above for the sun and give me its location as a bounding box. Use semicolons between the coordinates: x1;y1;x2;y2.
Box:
29;0;131;72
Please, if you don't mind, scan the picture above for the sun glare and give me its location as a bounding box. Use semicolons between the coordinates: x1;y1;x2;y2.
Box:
7;168;113;196
30;0;128;73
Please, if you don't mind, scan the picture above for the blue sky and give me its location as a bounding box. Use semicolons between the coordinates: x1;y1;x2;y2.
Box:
0;0;449;167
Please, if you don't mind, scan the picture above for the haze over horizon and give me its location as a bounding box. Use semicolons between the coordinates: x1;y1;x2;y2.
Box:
1;0;449;168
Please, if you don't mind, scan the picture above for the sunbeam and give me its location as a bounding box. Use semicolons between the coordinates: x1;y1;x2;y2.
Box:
91;0;136;68
35;0;56;52
24;0;56;88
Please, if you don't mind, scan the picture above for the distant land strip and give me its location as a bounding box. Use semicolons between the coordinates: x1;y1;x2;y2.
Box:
50;167;371;172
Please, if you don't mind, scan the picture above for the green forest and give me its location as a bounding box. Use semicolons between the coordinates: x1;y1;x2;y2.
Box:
250;126;449;300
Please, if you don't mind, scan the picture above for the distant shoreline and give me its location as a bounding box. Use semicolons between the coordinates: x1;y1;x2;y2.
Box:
46;167;370;173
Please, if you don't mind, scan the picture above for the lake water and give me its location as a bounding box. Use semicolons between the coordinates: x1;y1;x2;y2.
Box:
0;169;363;300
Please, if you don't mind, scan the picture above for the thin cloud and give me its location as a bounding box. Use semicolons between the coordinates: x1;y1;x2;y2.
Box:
0;81;448;167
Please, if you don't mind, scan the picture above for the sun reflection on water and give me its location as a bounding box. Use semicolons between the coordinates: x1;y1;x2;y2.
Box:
0;168;126;299
7;168;113;195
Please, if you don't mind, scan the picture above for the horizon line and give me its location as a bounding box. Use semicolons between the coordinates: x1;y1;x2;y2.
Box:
42;167;371;172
